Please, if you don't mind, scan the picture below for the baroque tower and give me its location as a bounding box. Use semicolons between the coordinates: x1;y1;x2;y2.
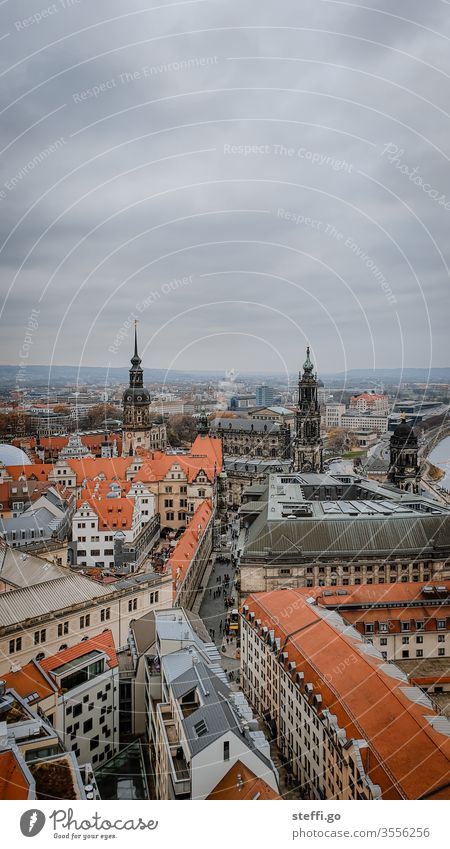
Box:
122;323;152;456
293;346;323;473
388;414;420;493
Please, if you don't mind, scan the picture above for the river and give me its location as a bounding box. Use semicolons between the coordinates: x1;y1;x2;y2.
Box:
428;435;450;489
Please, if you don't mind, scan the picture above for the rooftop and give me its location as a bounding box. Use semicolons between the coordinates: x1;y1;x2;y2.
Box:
207;761;280;800
243;590;450;800
0;572;114;629
241;473;450;559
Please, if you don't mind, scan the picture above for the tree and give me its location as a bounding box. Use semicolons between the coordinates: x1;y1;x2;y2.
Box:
53;404;70;415
80;404;122;429
166;414;198;447
326;427;359;453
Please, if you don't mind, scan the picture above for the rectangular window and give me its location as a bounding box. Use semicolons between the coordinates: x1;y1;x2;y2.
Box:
83;718;93;733
438;648;445;656
73;703;82;718
223;741;230;761
416;650;423;658
437;620;445;630
80;614;91;629
9;637;22;654
90;735;99;751
34;629;46;645
416;635;423;644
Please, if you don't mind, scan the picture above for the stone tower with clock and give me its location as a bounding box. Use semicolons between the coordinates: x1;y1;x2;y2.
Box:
122;324;152;456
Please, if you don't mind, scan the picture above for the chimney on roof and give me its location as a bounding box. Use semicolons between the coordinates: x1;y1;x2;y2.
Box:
236;773;244;791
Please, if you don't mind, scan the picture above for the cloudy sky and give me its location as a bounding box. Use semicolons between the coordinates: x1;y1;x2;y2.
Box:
0;0;449;377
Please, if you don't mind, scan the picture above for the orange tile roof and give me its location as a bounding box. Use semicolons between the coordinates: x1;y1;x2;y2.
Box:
0;751;30;800
207;761;280;800
342;606;450;627
77;480;137;529
3;660;56;703
308;582;450;607
170;500;212;598
67;456;134;484
5;464;53;480
40;629;118;687
138;435;222;484
243;590;450;800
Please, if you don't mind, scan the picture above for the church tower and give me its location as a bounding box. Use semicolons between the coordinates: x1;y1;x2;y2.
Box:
388;414;420;493
122;323;152;456
293;346;323;473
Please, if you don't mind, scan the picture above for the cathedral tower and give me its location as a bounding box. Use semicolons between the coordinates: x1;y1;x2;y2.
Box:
388;414;420;493
293;346;323;473
122;323;152;456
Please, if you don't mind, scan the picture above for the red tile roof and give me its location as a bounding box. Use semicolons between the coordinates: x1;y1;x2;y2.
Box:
138;435;222;484
0;751;30;800
307;582;450;607
242;590;450;800
170;500;212;598
40;630;118;688
67;457;134;484
207;761;280;800
3;661;56;703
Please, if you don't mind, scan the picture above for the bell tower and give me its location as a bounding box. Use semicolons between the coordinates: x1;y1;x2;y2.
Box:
122;322;152;456
388;414;420;493
293;346;323;473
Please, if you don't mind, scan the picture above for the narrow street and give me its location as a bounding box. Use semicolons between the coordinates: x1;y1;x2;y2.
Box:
198;514;241;677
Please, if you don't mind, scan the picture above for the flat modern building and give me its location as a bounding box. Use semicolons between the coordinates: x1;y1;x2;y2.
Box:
4;631;119;770
238;472;450;595
241;590;450;800
341;412;388;434
255;386;275;407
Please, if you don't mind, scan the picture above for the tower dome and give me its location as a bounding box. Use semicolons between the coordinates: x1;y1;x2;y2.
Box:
0;444;32;466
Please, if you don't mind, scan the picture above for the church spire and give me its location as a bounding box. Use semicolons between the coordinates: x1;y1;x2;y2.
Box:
302;345;314;375
130;320;141;369
129;321;143;388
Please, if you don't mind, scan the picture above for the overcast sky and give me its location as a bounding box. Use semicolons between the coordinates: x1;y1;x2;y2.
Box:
0;0;449;377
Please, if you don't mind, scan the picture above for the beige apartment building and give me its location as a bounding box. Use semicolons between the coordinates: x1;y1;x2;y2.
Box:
0;568;172;676
241;590;450;800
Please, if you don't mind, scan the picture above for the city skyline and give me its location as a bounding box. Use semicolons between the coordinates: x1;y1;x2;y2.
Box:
0;1;449;372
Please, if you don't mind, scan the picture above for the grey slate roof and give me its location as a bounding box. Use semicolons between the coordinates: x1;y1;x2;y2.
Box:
245;508;450;557
0;547;65;589
0;573;114;628
211;417;281;433
170;660;275;773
